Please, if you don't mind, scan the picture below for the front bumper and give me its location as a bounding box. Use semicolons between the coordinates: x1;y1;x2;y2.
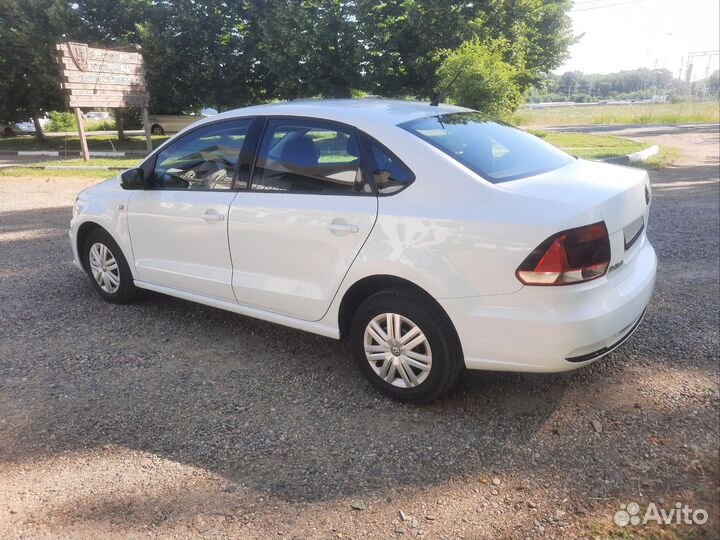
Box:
441;240;657;373
69;228;83;270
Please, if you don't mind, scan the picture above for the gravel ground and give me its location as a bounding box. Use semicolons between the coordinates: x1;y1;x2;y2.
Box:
0;126;718;539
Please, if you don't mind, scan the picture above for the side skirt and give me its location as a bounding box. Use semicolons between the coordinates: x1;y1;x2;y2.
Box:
134;280;341;340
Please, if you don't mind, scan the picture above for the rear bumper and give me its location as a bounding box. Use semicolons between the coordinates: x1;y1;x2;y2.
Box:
441;240;657;373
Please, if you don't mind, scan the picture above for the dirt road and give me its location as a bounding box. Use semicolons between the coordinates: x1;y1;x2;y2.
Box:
0;125;718;539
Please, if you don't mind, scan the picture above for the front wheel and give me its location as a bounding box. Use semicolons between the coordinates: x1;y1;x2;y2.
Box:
350;288;463;402
83;228;140;304
151;124;164;135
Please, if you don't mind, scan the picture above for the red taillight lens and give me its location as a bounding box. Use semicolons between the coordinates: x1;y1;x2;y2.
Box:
516;222;611;286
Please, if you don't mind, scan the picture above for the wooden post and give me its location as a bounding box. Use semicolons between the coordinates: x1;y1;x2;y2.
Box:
142;107;153;154
74;107;90;161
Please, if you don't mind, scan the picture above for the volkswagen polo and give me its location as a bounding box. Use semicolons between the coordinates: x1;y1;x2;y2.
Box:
70;99;656;402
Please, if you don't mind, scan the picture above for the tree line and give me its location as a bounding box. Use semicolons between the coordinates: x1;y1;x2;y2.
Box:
527;67;720;103
0;0;574;132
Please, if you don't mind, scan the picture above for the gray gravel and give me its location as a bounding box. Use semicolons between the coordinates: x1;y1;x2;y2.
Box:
0;125;718;539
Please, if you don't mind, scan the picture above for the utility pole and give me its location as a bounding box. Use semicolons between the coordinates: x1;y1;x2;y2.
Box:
685;50;719;83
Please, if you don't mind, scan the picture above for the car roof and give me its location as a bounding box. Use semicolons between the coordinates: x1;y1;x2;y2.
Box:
201;98;471;135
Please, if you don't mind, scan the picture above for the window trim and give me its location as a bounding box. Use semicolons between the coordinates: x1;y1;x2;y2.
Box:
140;117;258;192
247;115;378;197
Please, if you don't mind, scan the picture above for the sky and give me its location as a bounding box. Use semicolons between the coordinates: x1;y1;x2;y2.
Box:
557;0;720;80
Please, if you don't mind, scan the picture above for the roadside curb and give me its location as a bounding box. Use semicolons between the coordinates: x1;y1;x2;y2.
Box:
602;144;659;165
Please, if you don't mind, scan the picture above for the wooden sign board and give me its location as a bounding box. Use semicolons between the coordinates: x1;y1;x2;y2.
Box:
56;42;153;160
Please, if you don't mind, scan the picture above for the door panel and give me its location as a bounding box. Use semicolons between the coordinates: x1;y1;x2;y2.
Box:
228;118;378;321
126;118;255;302
228;193;377;320
128;190;238;301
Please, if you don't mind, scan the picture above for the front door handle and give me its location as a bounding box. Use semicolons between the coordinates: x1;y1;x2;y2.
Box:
202;209;225;223
326;222;359;235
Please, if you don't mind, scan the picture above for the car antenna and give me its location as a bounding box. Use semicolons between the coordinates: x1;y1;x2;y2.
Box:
430;70;462;106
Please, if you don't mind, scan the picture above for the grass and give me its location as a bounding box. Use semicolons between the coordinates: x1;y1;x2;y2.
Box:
633;146;681;170
0;134;169;152
0;167;117;179
531;130;649;160
29;157;142;168
515;102;719;127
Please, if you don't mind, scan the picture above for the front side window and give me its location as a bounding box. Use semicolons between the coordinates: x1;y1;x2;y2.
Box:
151;119;252;190
251;119;369;194
400;112;573;183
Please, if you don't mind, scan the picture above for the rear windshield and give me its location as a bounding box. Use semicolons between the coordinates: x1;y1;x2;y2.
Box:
400;112;573;183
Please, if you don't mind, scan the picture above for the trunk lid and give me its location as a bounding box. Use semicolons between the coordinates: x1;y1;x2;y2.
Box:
500;159;650;235
501;159;651;281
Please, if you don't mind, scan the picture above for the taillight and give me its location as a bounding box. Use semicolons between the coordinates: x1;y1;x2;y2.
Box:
516;222;611;286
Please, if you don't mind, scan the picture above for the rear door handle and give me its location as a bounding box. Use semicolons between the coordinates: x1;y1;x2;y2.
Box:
202;209;225;223
326;222;359;234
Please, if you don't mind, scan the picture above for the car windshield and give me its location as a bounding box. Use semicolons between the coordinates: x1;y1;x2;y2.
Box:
400;112;574;183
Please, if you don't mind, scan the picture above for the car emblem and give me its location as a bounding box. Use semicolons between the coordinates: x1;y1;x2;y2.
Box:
391;346;401;357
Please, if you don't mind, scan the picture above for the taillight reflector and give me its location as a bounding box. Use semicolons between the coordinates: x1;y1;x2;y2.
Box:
516;222;611;286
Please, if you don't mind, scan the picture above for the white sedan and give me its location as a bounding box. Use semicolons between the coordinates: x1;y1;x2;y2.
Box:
70;99;656;402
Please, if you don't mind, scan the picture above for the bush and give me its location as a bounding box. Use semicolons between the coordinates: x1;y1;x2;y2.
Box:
114;109;143;131
47;111;76;132
85;119;116;132
435;39;522;118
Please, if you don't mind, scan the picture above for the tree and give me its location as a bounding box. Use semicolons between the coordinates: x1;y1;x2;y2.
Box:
356;0;478;97
436;39;521;118
256;0;360;100
135;0;270;113
357;0;573;98
0;0;576;126
0;0;80;138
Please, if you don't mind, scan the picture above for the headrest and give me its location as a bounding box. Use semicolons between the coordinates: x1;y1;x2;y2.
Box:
280;136;318;168
346;136;359;157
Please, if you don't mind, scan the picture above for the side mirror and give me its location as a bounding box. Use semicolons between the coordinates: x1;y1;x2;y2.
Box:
120;167;144;190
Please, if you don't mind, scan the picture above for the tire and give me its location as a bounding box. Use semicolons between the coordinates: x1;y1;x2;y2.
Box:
83;228;140;304
2;127;15;138
151;124;164;135
350;288;464;403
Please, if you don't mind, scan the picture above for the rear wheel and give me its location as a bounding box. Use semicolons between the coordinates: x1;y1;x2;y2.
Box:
350;288;463;402
151;124;164;135
83;229;140;304
2;127;15;137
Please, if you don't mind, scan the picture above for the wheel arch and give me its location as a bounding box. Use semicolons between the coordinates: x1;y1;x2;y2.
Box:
76;221;106;271
337;274;462;350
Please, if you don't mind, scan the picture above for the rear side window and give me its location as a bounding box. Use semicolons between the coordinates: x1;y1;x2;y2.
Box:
400;112;573;183
367;141;414;194
251;119;370;194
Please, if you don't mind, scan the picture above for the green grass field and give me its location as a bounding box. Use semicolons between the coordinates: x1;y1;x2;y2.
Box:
531;130;649;160
515;101;719;127
29;157;142;168
0;134;169;152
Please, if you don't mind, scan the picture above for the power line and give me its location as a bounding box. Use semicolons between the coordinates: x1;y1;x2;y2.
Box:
572;0;620;5
572;0;645;12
